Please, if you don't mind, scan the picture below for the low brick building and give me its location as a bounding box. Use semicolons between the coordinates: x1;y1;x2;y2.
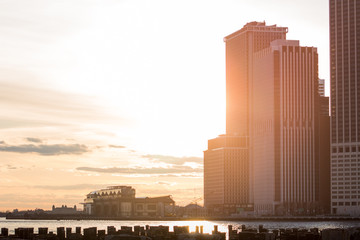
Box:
82;186;175;218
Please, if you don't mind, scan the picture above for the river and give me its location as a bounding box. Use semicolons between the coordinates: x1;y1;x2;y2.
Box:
1;217;360;235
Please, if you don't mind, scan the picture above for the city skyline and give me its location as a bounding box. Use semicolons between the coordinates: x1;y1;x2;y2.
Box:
0;0;329;211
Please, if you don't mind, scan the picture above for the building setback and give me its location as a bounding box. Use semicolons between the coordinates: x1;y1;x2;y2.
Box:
330;0;360;216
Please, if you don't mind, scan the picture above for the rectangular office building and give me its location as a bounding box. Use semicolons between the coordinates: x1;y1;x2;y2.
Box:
252;40;327;215
330;0;360;215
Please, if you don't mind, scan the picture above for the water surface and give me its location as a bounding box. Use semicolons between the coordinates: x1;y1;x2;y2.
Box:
1;217;360;235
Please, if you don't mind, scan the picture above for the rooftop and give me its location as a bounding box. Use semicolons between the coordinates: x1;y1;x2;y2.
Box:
224;21;288;42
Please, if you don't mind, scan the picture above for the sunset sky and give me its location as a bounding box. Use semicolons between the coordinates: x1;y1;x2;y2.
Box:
0;0;329;211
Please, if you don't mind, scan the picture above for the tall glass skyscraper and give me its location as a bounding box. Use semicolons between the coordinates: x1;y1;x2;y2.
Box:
330;0;360;215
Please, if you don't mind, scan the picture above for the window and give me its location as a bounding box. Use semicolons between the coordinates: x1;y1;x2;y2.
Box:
147;204;156;210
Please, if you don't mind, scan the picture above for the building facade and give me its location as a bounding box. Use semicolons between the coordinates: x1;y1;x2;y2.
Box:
204;22;288;215
330;0;360;216
252;39;329;215
204;21;330;216
82;186;175;217
204;135;251;215
225;21;288;136
49;205;79;215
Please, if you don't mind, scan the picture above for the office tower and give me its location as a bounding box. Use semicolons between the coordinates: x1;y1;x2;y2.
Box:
225;22;288;135
204;21;330;216
330;0;360;215
204;22;288;215
204;135;250;215
252;39;329;215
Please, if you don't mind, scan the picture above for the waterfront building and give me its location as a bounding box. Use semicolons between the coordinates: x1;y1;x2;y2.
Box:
204;21;330;216
252;39;329;215
204;135;251;215
204;22;288;215
82;186;175;217
330;0;360;216
49;205;79;215
175;203;207;218
133;196;175;217
225;21;288;136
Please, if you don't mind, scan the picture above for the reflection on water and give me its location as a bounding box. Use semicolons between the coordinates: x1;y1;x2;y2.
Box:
1;218;360;235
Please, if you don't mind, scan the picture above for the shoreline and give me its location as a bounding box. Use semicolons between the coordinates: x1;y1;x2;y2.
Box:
5;215;360;222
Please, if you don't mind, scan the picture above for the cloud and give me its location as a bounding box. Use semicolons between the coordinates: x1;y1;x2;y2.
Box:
108;144;126;149
7;165;17;170
158;173;202;178
0;164;19;171
0;80;127;130
33;184;104;191
75;154;204;177
0;142;89;156
156;181;172;185
153;181;178;186
143;154;203;165
25;137;42;143
76;165;202;175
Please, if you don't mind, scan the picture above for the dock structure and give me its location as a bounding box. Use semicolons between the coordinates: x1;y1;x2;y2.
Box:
0;225;225;240
1;225;360;240
228;225;360;240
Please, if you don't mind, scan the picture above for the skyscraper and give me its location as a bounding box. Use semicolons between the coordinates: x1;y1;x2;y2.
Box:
225;22;288;136
330;0;360;215
252;39;329;215
204;135;250;215
204;22;288;215
204;21;330;216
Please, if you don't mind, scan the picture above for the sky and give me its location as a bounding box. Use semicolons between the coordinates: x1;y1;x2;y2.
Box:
0;0;329;211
